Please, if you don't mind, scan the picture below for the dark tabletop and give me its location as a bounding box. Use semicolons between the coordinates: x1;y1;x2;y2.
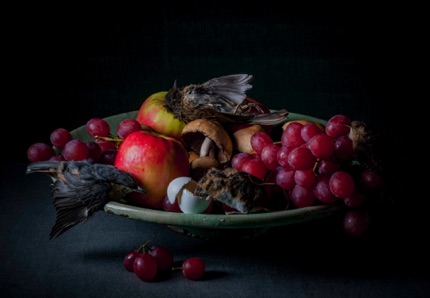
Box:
0;162;427;298
1;163;428;298
2;7;427;298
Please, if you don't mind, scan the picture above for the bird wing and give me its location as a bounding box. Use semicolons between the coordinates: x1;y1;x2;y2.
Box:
201;74;253;104
212;109;289;125
49;173;110;239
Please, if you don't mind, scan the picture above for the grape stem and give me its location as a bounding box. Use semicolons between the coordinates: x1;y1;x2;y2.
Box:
95;135;123;143
137;240;151;253
95;135;124;149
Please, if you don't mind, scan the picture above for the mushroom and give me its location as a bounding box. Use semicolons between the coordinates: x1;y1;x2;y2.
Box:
231;124;265;154
188;151;200;163
190;156;220;181
181;119;233;166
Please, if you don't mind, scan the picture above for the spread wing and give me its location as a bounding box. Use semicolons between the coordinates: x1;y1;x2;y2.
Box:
201;74;253;104
49;169;110;239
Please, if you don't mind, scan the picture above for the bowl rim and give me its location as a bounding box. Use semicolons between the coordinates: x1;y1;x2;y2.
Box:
104;201;342;229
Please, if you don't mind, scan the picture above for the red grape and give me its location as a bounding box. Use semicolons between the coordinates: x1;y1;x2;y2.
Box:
241;158;267;180
148;245;174;273
231;152;252;171
86;118;111;138
360;169;382;191
260;143;280;171
316;159;340;175
117;118;142;139
343;210;370;237
344;189;367;208
294;169;315;188
290;185;315;208
50;128;73;149
27;142;56;162
162;195;181;212
325;114;351;138
182;257;205;280
276;145;293;167
301;123;323;142
308;133;335;159
250;131;273;154
334;135;354;161
86;141;102;162
313;174;337;203
275;167;296;190
329;170;355;199
287;147;316;170
61;139;90;161
133;253;158;282
281;122;305;148
98;150;117;165
96;140;116;153
123;249;139;272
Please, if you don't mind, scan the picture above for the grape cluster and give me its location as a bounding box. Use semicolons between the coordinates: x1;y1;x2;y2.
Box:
231;114;383;237
123;241;205;281
26;118;142;164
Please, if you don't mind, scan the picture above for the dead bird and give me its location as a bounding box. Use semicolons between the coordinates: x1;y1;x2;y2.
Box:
26;160;145;239
165;74;289;125
194;167;267;213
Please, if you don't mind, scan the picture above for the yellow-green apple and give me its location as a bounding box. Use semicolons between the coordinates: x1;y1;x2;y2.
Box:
114;130;190;209
136;91;186;141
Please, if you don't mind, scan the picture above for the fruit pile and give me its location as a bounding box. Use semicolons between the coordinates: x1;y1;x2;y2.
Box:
26;91;384;238
232;116;382;209
229;116;383;237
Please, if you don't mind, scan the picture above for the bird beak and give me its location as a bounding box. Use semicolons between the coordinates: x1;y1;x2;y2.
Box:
134;186;147;193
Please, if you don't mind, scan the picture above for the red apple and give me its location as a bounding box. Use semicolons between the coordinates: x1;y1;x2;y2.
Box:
136;91;186;141
114;130;190;209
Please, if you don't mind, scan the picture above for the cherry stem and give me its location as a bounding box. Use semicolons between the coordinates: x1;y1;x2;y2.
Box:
171;266;183;271
137;240;151;253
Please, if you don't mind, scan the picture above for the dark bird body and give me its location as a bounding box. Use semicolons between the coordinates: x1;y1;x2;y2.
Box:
194;167;267;213
26;160;144;239
165;74;289;125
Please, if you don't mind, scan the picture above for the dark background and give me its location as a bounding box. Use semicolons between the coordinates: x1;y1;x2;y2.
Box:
2;5;428;297
6;9;408;162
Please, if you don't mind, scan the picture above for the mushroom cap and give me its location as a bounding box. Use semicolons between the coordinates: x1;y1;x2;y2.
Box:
181;119;233;164
188;151;200;163
190;156;220;171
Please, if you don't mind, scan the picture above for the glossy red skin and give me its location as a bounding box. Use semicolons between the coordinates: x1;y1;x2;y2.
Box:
114;131;190;209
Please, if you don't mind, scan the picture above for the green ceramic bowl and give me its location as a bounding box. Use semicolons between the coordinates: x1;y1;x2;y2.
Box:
71;110;342;239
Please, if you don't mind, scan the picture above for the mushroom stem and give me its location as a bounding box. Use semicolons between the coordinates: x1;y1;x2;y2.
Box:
200;137;214;157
